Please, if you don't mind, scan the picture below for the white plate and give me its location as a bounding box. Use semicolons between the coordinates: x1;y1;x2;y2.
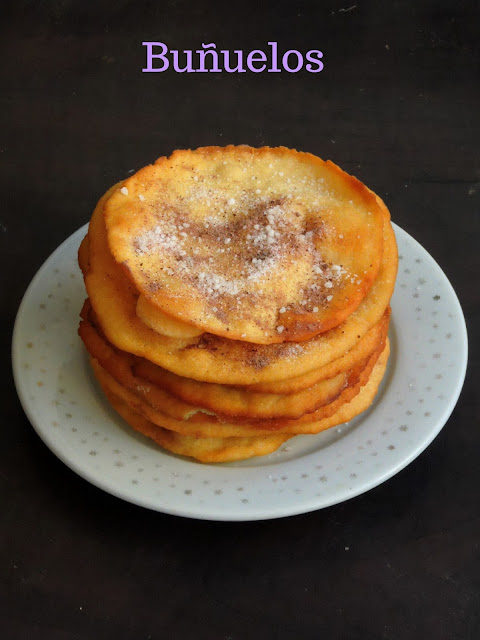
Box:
12;223;467;520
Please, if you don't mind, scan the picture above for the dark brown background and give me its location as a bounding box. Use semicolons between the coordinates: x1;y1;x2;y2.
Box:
2;1;479;638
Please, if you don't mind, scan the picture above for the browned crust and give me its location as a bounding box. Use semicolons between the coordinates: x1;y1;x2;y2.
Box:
81;155;397;385
80;298;388;433
98;376;291;463
77;234;90;276
79;300;387;422
246;306;390;394
104;146;386;343
88;340;389;439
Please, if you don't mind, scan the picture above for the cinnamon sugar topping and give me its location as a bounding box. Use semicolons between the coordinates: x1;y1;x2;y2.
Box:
104;146;385;342
133;191;350;321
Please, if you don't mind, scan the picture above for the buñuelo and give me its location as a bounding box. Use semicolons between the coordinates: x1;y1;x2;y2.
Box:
78;146;398;462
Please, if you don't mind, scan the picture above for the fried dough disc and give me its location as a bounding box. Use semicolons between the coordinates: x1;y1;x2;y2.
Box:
84;187;397;385
231;307;390;395
135;294;203;339
133;359;352;421
80;304;383;420
81;222;389;393
78;234;90;276
89;341;389;440
126;339;388;434
81;183;206;341
95;367;291;463
81;208;389;393
104;146;385;344
82;305;388;435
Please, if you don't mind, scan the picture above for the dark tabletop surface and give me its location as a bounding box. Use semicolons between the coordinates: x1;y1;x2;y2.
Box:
2;1;479;638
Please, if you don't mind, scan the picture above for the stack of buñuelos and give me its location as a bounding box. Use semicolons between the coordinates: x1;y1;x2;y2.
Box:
78;146;398;462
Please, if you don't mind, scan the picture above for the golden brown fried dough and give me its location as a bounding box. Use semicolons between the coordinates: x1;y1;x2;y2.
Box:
90;341;388;441
105;146;385;344
84;186;396;385
79;300;387;420
97;370;292;463
135;294;204;339
77;234;90;276
78;146;397;461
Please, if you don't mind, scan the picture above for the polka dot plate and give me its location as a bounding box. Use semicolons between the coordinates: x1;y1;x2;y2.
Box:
12;223;467;520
